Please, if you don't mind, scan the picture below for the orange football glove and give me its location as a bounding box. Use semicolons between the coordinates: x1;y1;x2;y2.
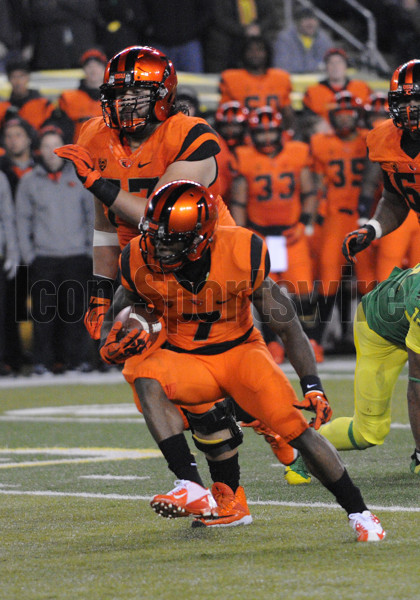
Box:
54;144;101;188
85;297;112;340
54;144;119;207
342;224;376;264
84;275;116;340
100;322;151;364
294;391;332;430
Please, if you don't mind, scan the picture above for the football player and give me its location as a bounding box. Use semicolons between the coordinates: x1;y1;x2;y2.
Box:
343;59;420;265
231;105;321;366
310;91;376;346
98;179;385;541
218;36;296;132
55;45;261;527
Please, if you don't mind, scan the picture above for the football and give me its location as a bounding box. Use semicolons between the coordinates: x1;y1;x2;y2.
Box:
114;304;163;345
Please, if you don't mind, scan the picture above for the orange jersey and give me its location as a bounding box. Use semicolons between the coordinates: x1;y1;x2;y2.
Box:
120;226;269;352
310;130;368;214
303;79;372;119
60;89;102;141
77;113;224;248
367;119;420;215
216;135;237;206
219;68;292;112
235;141;310;231
0;94;54;131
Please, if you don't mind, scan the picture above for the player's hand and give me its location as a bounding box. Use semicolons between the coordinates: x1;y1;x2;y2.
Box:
54;144;101;189
85;297;112;340
293;391;332;430
342;224;376;264
100;322;151;364
283;222;305;246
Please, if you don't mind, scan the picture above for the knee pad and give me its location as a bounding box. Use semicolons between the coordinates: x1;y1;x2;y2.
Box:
184;398;243;458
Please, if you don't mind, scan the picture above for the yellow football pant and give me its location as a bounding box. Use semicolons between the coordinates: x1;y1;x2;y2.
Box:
320;303;407;450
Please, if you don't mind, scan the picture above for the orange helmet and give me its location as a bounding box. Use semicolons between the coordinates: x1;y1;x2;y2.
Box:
364;92;389;129
388;59;420;132
248;106;283;154
139;180;218;272
214;101;249;148
100;46;177;133
328;91;363;137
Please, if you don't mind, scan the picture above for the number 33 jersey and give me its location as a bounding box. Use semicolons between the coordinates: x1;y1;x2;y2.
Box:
77;113;222;248
119;226;270;353
367;119;420;216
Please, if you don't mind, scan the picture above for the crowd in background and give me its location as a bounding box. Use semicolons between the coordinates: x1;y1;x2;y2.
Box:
0;1;417;377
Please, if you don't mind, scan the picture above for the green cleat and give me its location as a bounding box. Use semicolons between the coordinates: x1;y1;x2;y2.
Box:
410;449;420;475
284;454;311;485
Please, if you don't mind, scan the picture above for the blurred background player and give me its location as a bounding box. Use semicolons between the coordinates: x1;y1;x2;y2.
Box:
58;49;108;142
310;92;376;352
230;106;321;363
218;35;296;132
213;101;249;207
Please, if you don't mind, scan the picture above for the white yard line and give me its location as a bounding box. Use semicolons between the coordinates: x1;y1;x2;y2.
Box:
0;487;417;512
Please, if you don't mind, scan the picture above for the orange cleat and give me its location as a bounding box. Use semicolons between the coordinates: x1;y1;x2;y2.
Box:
309;339;324;363
151;479;218;519
267;340;285;364
242;419;296;465
192;482;252;527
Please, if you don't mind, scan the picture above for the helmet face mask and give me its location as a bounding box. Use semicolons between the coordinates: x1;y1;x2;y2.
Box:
328;92;362;138
248;106;283;154
215;101;249;148
100;46;177;133
388;60;420;134
139;181;218;273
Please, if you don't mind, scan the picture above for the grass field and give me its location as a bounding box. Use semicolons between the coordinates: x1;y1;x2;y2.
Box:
0;360;418;600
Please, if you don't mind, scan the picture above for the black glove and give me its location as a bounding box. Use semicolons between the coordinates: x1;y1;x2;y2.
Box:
342;224;376;264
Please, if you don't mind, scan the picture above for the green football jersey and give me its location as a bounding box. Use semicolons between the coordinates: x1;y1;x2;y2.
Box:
362;264;420;350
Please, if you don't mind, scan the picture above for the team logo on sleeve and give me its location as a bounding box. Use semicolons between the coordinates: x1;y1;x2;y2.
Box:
98;158;107;171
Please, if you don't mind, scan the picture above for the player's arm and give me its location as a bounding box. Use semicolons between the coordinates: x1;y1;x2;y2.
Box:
55;144;218;225
357;160;382;223
100;284;138;345
252;277;332;428
342;184;409;264
84;200;121;340
230;175;248;227
299;166;318;228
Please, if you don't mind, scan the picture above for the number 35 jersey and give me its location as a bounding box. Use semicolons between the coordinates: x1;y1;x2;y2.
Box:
77;113;221;248
367;119;420;216
119;226;270;353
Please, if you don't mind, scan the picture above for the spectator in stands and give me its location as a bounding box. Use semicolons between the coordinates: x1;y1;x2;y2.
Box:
175;85;202;117
58;49;107;142
301;48;372;139
0;116;37;373
0;1;32;72
218;35;296;132
0;170;19;376
30;0;98;69
273;7;334;74
97;0;146;58
0;58;54;132
16;126;94;375
204;0;278;72
142;0;210;73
